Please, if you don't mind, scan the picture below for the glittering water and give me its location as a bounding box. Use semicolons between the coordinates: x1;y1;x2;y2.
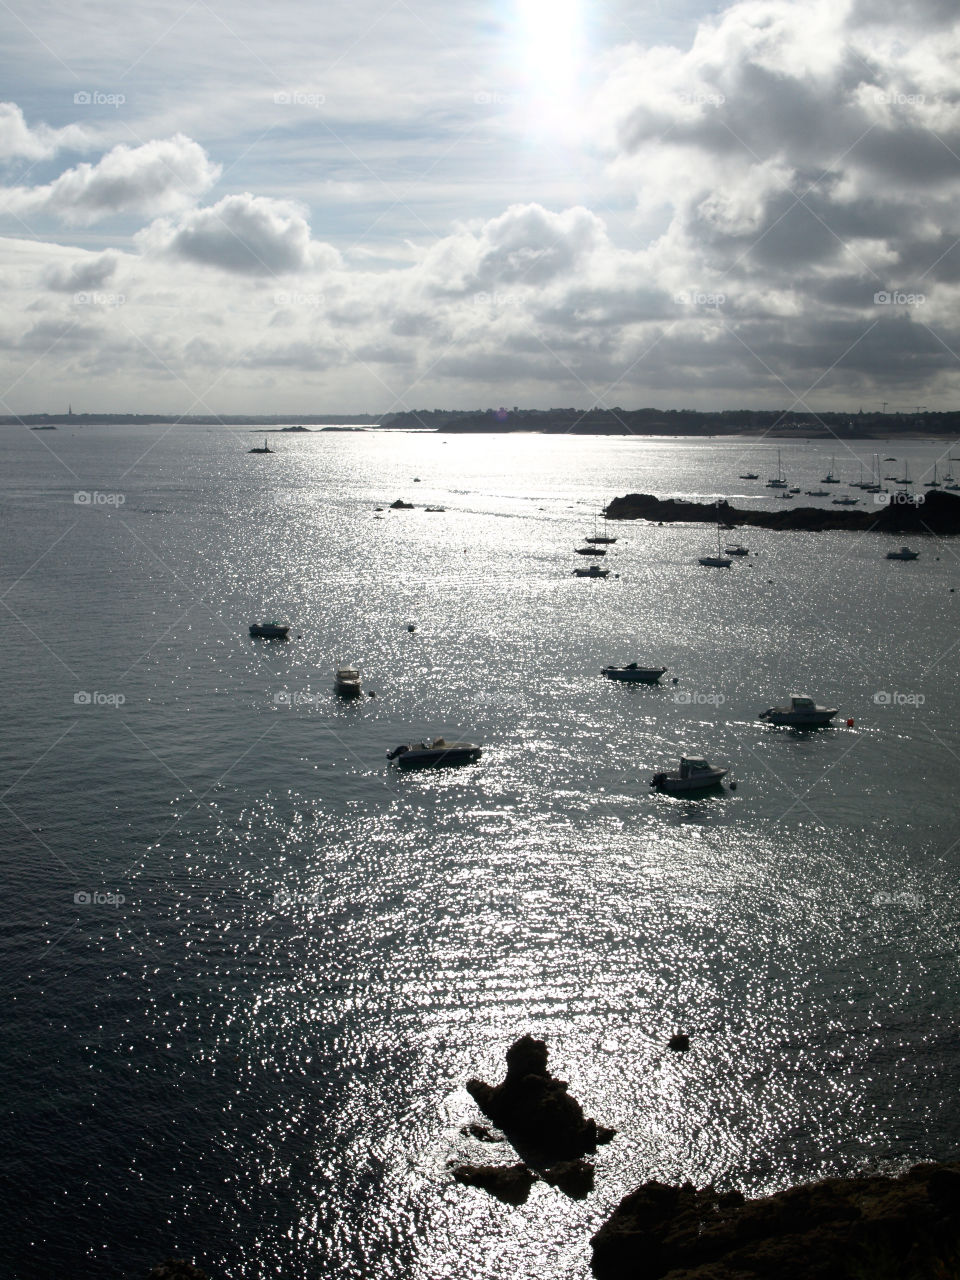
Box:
3;426;960;1278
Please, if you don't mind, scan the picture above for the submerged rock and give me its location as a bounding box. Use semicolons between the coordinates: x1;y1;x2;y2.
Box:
466;1034;615;1165
452;1161;536;1205
591;1162;960;1279
146;1262;209;1280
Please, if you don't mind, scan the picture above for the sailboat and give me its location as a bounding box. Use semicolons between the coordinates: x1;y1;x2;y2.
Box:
923;462;941;488
585;506;617;544
895;460;912;485
821;457;840;483
765;450;787;487
248;437;273;454
699;514;732;567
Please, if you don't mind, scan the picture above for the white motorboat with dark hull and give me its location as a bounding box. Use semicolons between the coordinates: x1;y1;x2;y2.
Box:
651;757;727;793
386;738;482;768
249;620;290;639
601;663;667;684
886;546;920;560
724;544;749;556
758;695;837;728
575;546;606;556
573;564;609;578
335;666;362;696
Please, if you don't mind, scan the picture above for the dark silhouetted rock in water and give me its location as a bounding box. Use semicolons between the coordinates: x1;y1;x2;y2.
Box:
147;1262;209;1280
542;1159;595;1198
452;1162;536;1205
591;1161;960;1279
466;1034;615;1165
463;1121;502;1142
604;490;960;535
668;1033;690;1052
389;498;415;508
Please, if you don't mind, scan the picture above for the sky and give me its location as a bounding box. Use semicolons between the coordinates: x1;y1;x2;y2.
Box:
1;0;959;415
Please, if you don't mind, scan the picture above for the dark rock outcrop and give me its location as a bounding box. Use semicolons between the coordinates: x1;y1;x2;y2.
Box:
146;1262;209;1280
604;490;960;535
591;1161;960;1279
542;1158;596;1199
452;1161;536;1205
389;498;415;509
466;1035;615;1166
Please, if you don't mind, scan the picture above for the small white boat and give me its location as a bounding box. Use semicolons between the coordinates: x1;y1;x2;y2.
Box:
573;564;610;578
601;663;667;684
386;738;482;767
724;544;749;556
651;756;727;793
832;495;859;505
249;620;290;638
334;665;362;696
805;489;829;497
759;695;837;727
886;546;920;560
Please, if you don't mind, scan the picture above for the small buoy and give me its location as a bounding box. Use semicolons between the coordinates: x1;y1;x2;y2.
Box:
846;717;855;727
368;690;376;698
668;1033;690;1052
951;588;956;593
672;677;679;684
729;781;737;791
413;477;421;482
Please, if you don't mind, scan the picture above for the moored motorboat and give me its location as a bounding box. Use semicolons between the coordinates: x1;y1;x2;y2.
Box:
249;620;290;638
334;665;362;696
651;756;727;793
601;663;667;684
724;544;749;556
573;563;610;577
758;695;838;727
386;738;482;767
575;546;606;556
886;546;920;560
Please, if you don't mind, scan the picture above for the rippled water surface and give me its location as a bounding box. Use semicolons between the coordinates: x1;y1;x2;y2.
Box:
3;426;960;1278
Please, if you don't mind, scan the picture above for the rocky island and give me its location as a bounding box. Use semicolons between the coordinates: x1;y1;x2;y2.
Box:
605;490;960;534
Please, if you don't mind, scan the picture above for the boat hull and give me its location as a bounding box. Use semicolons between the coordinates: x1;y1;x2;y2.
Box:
651;769;726;793
387;742;482;768
759;709;836;727
249;623;289;639
602;666;666;683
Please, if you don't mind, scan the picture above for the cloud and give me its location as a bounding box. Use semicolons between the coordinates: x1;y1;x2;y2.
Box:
42;252;118;292
0;102;87;160
0;134;220;225
141;192;339;275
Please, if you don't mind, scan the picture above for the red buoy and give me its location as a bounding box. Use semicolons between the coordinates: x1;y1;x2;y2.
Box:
846;717;854;727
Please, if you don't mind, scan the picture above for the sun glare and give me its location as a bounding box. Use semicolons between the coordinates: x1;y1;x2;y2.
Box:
514;0;586;137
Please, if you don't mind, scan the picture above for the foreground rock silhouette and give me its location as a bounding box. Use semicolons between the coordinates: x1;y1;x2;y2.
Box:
452;1036;615;1203
466;1034;616;1165
591;1161;960;1279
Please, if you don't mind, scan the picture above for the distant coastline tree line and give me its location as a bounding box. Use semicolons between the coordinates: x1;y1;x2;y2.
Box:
4;406;958;435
